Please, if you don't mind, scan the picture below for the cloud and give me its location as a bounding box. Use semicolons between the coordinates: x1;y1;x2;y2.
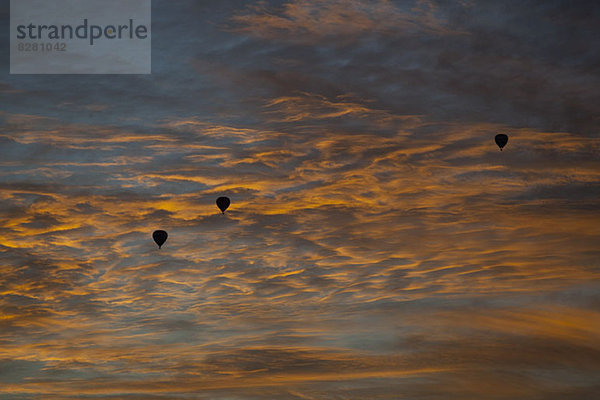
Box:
1;0;599;398
231;0;465;43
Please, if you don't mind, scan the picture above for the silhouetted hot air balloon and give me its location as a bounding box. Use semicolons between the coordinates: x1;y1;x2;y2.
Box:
216;196;230;214
495;134;509;151
153;230;168;249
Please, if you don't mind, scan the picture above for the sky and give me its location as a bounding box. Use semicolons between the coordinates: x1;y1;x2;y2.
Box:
1;0;600;399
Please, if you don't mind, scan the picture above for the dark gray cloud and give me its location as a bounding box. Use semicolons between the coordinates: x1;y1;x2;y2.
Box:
1;0;599;399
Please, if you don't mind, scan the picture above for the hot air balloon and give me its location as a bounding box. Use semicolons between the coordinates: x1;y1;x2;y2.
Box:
495;134;509;151
216;196;230;214
153;230;168;249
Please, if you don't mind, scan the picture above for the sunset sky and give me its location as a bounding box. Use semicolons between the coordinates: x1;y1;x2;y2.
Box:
1;1;600;399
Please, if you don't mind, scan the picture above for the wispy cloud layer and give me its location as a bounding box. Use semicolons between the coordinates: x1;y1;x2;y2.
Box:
231;0;466;42
1;0;599;398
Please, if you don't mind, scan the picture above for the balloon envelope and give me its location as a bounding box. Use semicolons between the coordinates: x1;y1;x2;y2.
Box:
216;196;230;214
152;230;168;248
495;134;509;150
